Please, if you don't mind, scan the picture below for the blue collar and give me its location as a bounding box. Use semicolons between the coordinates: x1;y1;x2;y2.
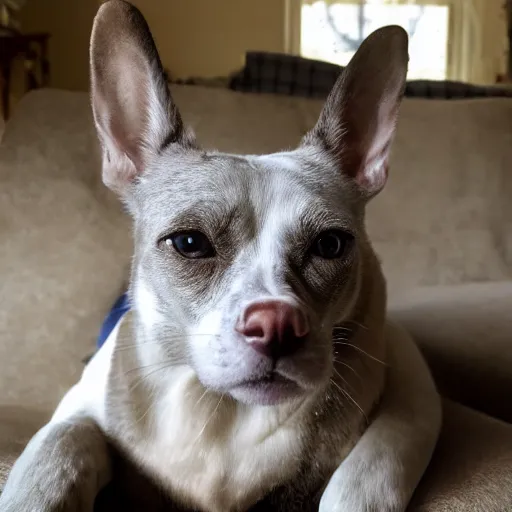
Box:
96;293;131;349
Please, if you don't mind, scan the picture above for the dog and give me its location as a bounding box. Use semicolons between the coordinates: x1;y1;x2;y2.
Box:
0;1;441;511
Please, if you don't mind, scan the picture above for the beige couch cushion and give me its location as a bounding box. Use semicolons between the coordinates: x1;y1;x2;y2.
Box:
0;91;131;409
409;400;512;512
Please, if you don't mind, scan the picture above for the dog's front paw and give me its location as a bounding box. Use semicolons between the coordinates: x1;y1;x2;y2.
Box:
318;461;406;512
319;487;402;512
0;457;97;512
0;490;94;512
0;419;108;512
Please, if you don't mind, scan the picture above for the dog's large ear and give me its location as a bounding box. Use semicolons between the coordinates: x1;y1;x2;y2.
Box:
303;26;408;198
90;0;195;195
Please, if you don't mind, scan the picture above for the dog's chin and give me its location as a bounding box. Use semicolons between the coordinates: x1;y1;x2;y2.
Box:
192;348;331;407
227;374;307;406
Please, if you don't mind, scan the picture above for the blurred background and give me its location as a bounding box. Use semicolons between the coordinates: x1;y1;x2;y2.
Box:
1;0;511;125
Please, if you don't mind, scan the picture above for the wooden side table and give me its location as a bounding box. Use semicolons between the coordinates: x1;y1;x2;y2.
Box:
0;32;50;120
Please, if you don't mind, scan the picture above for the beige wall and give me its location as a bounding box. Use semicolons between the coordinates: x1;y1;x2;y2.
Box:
12;0;510;94
17;0;285;93
19;0;97;91
130;0;286;79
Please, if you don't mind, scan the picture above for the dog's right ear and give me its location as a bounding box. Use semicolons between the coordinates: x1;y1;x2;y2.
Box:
90;0;195;195
302;26;408;200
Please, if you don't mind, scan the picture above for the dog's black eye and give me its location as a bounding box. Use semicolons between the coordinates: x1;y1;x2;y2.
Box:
311;230;353;260
166;231;215;259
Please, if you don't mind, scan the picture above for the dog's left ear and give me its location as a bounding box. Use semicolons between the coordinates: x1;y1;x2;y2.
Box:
90;0;196;195
303;26;408;199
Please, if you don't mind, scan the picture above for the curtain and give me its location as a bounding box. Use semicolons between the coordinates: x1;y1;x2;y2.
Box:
458;0;507;84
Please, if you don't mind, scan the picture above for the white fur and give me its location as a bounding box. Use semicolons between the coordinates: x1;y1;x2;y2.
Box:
134;279;165;330
131;299;311;511
132;367;308;512
189;308;225;372
254;151;304;173
251;153;308;299
52;320;118;426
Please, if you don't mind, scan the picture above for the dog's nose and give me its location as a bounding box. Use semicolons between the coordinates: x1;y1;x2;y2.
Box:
235;300;309;358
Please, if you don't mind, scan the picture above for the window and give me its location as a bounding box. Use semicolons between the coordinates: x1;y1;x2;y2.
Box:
287;0;460;81
286;0;508;84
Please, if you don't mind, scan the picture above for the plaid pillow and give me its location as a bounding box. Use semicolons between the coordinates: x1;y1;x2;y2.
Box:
229;52;341;99
229;51;512;100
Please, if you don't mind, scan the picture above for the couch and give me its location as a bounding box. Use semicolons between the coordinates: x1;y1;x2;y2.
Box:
0;86;511;510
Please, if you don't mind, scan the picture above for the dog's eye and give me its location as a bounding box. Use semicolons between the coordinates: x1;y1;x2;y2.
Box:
311;230;353;260
165;231;215;259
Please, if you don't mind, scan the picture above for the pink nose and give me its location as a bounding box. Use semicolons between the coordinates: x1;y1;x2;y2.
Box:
235;300;309;358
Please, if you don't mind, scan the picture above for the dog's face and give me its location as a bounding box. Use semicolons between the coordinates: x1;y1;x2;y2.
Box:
90;1;408;406
129;149;365;406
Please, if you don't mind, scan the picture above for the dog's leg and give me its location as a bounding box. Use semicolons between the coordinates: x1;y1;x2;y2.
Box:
0;414;111;512
319;321;442;512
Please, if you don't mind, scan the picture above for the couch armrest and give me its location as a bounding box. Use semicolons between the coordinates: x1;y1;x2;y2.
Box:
390;282;512;423
410;400;512;511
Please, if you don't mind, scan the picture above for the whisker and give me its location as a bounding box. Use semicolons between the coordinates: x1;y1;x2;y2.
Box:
194;388;210;410
123;361;175;376
333;358;363;382
338;320;369;331
126;363;175;393
332;332;351;339
114;343;157;353
332;342;387;366
114;333;220;351
332;326;353;334
331;366;358;394
193;394;224;444
330;378;368;425
135;386;158;425
332;336;350;344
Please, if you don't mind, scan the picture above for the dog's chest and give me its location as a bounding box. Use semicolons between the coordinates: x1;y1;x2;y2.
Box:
128;370;307;512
